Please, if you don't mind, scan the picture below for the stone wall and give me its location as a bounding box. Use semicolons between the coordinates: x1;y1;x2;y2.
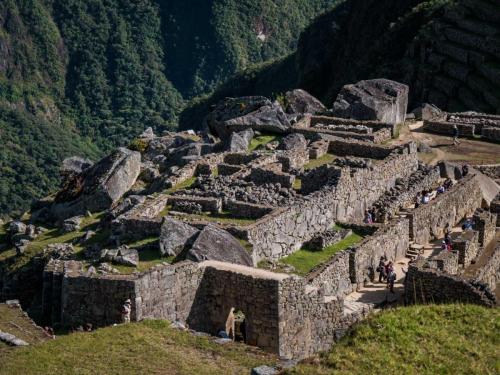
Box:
452;230;479;268
111;194;169;241
224;200;274;219
61;273;136;327
247;167;295;189
308;116;395;136
349;219;409;288
187;264;282;354
306;250;352;298
168;195;222;214
404;260;496;307
134;262;203;323
245;143;418;262
473;208;497;247
482;127;500;142
409;175;483;244
423;120;475;136
475;164;500;181
328;139;397;159
474;245;500;290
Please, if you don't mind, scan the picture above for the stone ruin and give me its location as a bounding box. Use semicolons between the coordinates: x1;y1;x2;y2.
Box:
423;111;500;142
3;78;500;360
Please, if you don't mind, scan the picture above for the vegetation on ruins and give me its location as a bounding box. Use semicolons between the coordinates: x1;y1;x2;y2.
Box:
0;320;278;374
279;230;363;276
290;304;500;375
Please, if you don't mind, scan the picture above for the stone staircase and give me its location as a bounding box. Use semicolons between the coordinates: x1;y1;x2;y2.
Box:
406;242;425;260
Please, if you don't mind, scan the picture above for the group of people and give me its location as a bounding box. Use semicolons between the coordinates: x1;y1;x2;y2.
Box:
415;177;456;208
376;256;397;293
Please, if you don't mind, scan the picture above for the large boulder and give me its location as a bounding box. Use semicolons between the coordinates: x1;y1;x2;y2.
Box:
412;103;446;121
204;96;291;139
51;148;141;219
284;89;326;115
278;133;308;151
159;217;200;257
226;129;254;152
332;79;409;125
185;225;253;266
101;246;139;267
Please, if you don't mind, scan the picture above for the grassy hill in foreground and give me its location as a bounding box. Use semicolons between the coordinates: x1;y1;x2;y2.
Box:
0;305;498;374
0;320;276;375
290;304;500;375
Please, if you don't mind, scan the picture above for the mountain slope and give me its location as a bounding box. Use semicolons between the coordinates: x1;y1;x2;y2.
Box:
180;0;500;130
0;0;337;216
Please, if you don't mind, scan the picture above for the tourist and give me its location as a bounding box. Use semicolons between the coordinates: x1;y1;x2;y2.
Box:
452;124;460;145
462;164;469;177
443;178;453;190
441;240;447;251
377;256;387;282
462;218;473;230
370;207;377;223
364;209;373;224
387;269;397;293
225;307;235;341
436;185;445;194
421;191;430;204
121;299;131;324
385;261;394;278
415;192;421;208
444;233;452;251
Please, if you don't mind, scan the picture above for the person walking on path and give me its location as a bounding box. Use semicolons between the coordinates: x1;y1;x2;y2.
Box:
377;256;387;282
387;269;397;293
452;124;460;145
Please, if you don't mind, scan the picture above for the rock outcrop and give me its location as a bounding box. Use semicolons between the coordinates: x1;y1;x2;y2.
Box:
159;217;200;257
278;133;308;151
226;129;255;152
332;79;409;125
51;148;141;219
204;96;291;139
185;225;253;266
284;89;326;115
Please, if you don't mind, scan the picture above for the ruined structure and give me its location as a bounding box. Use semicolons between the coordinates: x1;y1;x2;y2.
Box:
2;84;499;361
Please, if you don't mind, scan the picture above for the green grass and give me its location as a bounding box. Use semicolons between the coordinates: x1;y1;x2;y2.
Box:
289;304;500;375
248;134;281;151
303;153;336;170
169;211;257;227
292;178;302;191
165;177;197;195
279;232;363;276
0;304;49;349
0;320;277;375
0;213;105;270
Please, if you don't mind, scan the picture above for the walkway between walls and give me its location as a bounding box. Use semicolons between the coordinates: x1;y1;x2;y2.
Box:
341;224;469;314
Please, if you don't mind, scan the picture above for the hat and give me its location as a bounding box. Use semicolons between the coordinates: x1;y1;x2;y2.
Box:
124;299;131;304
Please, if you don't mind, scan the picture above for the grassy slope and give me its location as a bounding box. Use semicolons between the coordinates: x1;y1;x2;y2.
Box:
0;320;277;375
290;304;500;375
280;232;363;275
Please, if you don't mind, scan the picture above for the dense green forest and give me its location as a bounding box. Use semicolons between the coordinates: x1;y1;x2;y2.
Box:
0;0;337;216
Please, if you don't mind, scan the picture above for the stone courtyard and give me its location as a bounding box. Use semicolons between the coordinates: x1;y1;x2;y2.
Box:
1;79;499;360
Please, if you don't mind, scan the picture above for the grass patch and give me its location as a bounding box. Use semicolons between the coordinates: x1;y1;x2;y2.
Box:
170;211;257;226
165;177;197;195
289;304;500;375
0;213;105;270
279;232;363;276
248;134;281;151
0;320;277;375
292;178;302;191
303;153;336;170
0;305;49;348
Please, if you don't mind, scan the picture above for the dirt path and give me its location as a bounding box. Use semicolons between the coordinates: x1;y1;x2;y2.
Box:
393;122;500;166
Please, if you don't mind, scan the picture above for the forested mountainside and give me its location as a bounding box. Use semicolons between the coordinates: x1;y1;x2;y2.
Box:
180;0;500;130
0;0;337;217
